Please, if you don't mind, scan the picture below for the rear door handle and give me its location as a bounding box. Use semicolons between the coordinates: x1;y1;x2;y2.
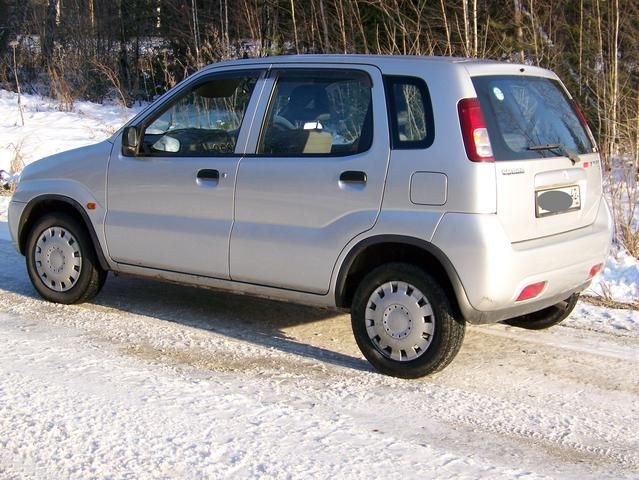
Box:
197;169;219;180
339;170;367;184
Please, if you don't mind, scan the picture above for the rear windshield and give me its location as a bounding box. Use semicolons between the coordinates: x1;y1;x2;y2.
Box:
472;75;593;161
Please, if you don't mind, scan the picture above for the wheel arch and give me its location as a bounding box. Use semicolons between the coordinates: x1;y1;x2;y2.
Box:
18;194;110;271
334;235;471;314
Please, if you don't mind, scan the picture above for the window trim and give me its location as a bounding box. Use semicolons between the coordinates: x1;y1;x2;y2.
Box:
127;69;263;158
383;75;435;150
254;68;375;158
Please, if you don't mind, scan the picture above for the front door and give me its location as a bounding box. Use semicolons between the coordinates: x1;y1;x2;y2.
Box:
230;65;390;293
105;69;264;278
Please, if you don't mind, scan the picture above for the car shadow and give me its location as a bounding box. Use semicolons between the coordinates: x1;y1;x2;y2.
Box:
0;235;372;373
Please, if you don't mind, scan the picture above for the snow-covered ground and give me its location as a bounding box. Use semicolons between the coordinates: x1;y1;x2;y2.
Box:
0;218;638;479
1;89;638;479
0;89;137;174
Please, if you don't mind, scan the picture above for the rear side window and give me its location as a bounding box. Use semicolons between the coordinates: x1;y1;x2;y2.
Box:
384;76;434;149
259;69;373;156
472;75;593;161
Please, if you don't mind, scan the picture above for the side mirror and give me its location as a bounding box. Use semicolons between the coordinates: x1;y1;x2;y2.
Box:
122;126;140;156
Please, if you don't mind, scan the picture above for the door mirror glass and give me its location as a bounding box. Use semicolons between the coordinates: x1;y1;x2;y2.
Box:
122;126;139;156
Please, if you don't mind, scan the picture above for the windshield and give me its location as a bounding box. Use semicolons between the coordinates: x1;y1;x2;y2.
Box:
472;75;593;161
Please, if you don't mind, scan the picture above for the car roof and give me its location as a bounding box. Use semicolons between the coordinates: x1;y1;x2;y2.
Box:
203;54;495;68
200;54;556;79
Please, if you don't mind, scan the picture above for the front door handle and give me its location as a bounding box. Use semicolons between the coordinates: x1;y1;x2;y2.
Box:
197;169;220;180
339;170;367;184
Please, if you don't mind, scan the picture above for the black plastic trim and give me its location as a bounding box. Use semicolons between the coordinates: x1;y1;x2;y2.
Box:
18;194;110;271
334;234;466;309
339;170;367;183
197;169;220;180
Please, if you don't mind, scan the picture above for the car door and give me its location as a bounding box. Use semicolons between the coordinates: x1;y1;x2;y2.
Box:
230;64;390;294
105;68;265;278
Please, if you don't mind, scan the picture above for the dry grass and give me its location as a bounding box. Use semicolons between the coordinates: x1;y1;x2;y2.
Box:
609;169;639;259
580;294;639;311
91;60;129;108
9;140;24;174
1;140;24;194
48;64;75;112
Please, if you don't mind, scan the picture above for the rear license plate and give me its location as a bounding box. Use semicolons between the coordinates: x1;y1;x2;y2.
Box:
535;185;581;218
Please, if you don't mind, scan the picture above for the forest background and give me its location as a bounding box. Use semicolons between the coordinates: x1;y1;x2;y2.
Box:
0;0;637;255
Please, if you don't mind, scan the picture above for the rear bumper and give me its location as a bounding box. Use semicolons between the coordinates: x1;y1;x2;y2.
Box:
432;199;612;324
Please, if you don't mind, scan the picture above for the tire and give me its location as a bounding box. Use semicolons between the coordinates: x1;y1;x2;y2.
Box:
502;294;579;330
25;213;107;304
351;262;465;379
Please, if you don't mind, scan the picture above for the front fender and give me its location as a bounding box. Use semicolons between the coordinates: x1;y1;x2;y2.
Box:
15;190;111;271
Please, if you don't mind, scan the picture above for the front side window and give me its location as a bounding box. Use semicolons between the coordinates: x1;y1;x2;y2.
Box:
472;75;593;161
259;70;373;156
140;72;259;156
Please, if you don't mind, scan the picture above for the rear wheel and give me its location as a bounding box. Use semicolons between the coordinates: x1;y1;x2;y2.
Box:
351;263;465;379
26;213;107;304
503;294;579;330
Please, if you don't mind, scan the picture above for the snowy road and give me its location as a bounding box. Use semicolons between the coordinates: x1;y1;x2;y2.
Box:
1;218;638;479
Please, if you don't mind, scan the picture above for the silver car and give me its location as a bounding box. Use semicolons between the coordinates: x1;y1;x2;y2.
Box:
8;55;612;378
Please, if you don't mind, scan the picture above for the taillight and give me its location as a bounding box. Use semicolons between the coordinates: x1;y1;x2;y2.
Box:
572;100;598;151
458;98;494;162
588;263;603;279
572;100;589;129
516;281;546;302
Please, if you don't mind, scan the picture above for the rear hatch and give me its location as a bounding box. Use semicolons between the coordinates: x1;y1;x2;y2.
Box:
472;74;602;243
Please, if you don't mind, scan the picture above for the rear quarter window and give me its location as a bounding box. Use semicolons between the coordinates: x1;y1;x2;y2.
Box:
472;75;593;161
384;76;434;149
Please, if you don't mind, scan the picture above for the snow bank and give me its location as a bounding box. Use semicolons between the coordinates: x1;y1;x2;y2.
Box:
0;195;9;221
0;89;137;172
586;248;639;304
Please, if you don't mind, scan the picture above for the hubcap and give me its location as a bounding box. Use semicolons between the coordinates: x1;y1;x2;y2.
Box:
365;281;435;362
34;227;82;292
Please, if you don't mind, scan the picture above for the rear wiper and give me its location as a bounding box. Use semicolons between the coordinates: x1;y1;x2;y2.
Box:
527;143;580;165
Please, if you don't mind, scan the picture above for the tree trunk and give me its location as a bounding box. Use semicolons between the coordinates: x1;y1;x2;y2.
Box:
514;0;524;62
318;0;330;52
43;0;59;63
439;0;451;55
290;0;299;53
118;0;130;97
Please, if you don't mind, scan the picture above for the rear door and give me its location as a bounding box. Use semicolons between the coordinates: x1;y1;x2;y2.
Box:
230;65;390;294
472;74;602;242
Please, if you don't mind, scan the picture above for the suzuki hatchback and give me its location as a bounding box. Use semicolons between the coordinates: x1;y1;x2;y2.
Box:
8;55;612;378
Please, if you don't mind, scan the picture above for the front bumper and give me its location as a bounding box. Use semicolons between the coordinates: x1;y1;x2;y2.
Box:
432;199;613;324
7;199;26;253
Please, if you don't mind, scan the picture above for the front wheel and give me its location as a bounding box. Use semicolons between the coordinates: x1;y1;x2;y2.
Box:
26;213;107;304
351;263;465;379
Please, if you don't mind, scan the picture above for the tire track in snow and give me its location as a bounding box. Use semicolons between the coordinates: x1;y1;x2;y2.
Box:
1;228;638;478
